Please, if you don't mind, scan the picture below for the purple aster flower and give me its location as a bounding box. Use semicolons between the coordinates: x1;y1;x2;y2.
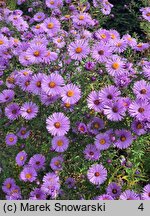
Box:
141;184;150;200
134;42;149;52
41;172;60;197
128;99;150;121
51;135;69;152
95;194;114;200
106;182;121;198
103;99;126;121
106;55;125;76
20;102;38;120
0;34;9;50
29;73;44;95
5;103;20;120
68;39;90;61
72;12;94;26
31;24;44;34
113;39;127;53
42;17;60;36
114;129;133;149
105;129;116;143
94;29;110;42
43;172;59;183
5;133;18;146
61;83;81;105
131;120;146;135
94;133;111;150
99;85;121;104
92;41;112;62
133;80;150;100
25;44;47;64
87;91;103;112
84;144;101;161
50;156;64;171
46;112;70;136
17;127;30;139
2;178;16;194
33;12;45;22
140;7;150;22
45;0;63;9
40;92;59;106
122;34;137;48
16;151;27;166
20;166;37;182
120;190;140;200
6;192;22;200
30;188;46;200
77;122;87;134
42;73;64;96
41;181;60;198
17;75;32;92
87;117;104;135
28;154;45;170
87;164;107;185
43;50;58;64
0;89;15;103
65;177;76;189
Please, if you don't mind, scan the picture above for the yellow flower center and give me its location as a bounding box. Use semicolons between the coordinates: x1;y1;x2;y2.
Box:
140;89;147;94
67;90;74;97
95;172;100;177
54;161;60;166
37;15;41;19
21;130;26;135
34;51;40;57
6;183;11;189
0;40;4;45
137;123;143;129
138;107;145;113
111;34;116;39
36;81;41;87
65;15;70;19
25;81;30;86
79;15;84;20
75;47;82;53
120;135;126;142
23;71;29;76
7;77;14;84
117;42;122;47
25;173;32;179
9;137;14;142
35;25;41;29
57;140;63;146
101;34;106;39
49;81;56;88
94;122;100;129
50;0;54;4
146;12;150;16
99;139;106;145
137;43;143;48
20;156;24;161
112;62;119;70
47;22;54;29
54;122;61;128
27;108;32;113
14;39;19;43
57;38;62;43
65;103;71;108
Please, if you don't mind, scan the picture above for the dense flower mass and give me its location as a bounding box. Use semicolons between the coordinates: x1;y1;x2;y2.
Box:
0;0;150;200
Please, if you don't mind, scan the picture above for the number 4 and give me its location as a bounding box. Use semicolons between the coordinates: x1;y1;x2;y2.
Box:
138;203;144;211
